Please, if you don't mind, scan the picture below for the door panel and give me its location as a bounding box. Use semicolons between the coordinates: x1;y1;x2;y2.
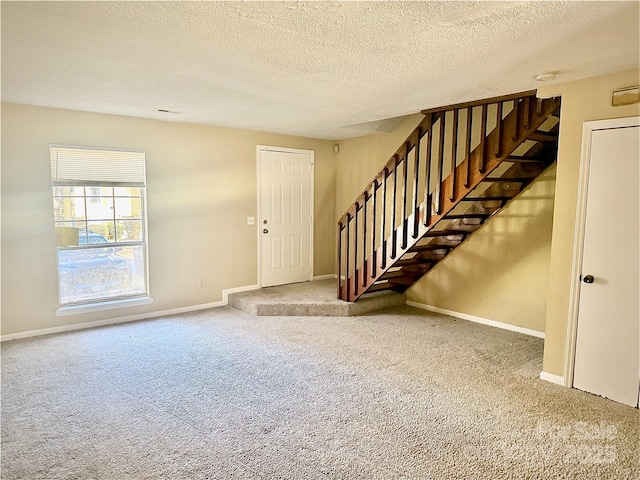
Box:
259;149;312;287
573;124;640;407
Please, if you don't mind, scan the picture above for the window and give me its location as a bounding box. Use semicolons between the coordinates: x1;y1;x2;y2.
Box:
50;145;149;307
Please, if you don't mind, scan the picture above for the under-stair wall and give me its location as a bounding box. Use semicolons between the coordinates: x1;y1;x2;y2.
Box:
406;164;557;333
337;91;561;302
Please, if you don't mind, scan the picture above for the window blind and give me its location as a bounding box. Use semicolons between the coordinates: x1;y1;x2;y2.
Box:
50;144;146;185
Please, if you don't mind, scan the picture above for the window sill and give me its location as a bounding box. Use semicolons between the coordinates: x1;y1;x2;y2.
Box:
56;296;153;316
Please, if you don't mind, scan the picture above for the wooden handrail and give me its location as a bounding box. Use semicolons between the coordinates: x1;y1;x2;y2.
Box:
420;90;536;115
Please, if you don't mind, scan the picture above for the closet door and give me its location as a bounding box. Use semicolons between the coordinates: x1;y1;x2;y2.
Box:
573;121;639;407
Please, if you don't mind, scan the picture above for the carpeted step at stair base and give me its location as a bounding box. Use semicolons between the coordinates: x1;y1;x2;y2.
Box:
228;279;405;317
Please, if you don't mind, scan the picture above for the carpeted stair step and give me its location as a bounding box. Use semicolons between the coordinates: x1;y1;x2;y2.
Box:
227;279;405;317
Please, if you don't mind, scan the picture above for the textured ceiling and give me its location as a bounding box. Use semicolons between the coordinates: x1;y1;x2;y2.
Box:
2;1;639;139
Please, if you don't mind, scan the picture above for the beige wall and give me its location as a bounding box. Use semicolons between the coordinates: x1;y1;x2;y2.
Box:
1;103;336;335
538;69;640;376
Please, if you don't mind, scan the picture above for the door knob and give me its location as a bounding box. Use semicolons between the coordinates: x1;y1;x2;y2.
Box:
263;229;268;234
583;274;594;284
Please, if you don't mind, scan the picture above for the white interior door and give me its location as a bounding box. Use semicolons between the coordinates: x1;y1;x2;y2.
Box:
573;122;639;407
259;147;313;287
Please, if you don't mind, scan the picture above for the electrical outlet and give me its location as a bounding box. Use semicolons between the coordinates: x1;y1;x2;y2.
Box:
198;277;206;287
247;216;255;225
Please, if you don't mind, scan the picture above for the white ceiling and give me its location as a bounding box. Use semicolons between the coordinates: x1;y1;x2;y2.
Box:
2;1;639;140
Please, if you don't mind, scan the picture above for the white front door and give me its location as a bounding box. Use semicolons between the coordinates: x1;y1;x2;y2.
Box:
258;147;313;287
573;121;639;407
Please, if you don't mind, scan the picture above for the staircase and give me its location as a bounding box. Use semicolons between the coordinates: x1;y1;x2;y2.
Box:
337;91;561;302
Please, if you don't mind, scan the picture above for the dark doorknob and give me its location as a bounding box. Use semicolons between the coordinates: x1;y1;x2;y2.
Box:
263;229;268;234
583;275;594;284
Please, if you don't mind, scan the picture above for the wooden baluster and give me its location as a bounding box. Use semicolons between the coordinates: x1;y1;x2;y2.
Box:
464;106;473;188
523;97;531;130
423;115;433;227
536;97;543;115
495;101;503;158
479;104;488;174
371;179;378;276
513;98;522;141
391;155;398;259
362;194;367;287
412;128;422;238
401;142;410;249
345;213;351;301
337;221;343;298
380;171;387;269
436;113;446;215
353;203;359;296
450;109;459;202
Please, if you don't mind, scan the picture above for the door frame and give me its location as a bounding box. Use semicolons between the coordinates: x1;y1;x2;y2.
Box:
564;115;640;388
256;145;314;288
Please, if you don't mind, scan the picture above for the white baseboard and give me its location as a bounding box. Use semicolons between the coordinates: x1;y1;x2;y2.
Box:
539;371;565;386
406;301;545;339
1;283;260;342
221;284;260;303
313;274;337;281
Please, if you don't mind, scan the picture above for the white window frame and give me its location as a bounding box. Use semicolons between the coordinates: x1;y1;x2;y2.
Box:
50;144;152;314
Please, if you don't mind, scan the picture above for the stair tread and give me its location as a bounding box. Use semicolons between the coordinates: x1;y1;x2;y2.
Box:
379;270;409;280
386;276;415;287
528;131;558;142
395;257;436;267
367;282;396;293
401;264;434;273
504;156;546;163
483;177;532;183
409;244;452;252
443;213;489;220
423;229;468;237
461;196;513;202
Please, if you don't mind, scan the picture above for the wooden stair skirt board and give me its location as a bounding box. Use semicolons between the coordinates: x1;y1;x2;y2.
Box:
338;91;560;302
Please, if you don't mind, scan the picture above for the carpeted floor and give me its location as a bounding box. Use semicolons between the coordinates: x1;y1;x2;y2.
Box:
2;305;638;479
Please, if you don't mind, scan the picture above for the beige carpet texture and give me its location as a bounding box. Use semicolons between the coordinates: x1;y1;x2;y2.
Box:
2;304;638;479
